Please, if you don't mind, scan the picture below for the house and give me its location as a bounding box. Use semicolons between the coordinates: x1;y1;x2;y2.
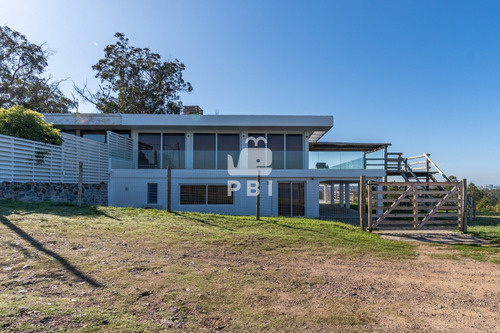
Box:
43;108;391;218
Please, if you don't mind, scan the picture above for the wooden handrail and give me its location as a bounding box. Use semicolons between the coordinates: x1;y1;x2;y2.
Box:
384;152;450;182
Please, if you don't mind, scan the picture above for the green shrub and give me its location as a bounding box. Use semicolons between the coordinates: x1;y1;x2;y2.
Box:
0;105;62;145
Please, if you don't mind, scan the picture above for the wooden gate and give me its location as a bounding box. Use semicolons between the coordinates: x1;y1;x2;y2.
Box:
366;181;467;231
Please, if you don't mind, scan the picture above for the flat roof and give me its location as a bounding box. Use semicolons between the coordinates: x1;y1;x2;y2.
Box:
43;113;334;143
309;142;391;152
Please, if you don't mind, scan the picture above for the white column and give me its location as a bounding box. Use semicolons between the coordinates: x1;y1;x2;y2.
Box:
345;183;351;209
331;183;336;206
339;182;345;208
303;132;309;169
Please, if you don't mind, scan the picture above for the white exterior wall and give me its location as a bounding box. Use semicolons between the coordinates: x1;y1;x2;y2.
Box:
109;169;385;218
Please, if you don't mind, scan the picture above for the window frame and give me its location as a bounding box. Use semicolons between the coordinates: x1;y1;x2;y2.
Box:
179;184;234;205
147;183;158;204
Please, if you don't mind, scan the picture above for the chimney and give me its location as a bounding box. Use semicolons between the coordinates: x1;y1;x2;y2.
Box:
182;105;203;115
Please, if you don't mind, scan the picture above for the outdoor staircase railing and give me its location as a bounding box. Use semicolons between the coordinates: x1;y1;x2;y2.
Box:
404;153;450;182
385;152;451;182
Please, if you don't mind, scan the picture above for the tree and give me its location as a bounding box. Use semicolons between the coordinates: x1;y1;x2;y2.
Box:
0;105;62;145
0;26;73;113
467;182;482;201
76;32;192;114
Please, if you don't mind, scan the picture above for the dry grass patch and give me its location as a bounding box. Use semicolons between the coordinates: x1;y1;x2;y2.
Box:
1;202;499;332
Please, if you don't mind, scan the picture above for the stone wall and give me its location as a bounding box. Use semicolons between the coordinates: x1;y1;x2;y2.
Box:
0;181;108;206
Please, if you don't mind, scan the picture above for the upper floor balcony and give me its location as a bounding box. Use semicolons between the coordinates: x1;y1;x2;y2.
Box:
110;139;391;171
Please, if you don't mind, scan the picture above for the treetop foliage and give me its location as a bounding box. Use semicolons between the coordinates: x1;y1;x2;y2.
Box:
0;105;63;145
76;32;193;114
0;26;73;113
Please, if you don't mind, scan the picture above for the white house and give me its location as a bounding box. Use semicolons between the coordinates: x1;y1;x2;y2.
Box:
44;109;389;218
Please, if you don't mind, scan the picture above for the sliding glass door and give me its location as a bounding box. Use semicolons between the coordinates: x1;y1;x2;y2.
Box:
278;182;305;217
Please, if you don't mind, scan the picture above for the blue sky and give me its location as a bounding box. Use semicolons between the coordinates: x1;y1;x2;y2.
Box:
1;0;499;185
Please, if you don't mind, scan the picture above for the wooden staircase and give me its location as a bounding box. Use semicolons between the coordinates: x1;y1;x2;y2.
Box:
386;153;450;183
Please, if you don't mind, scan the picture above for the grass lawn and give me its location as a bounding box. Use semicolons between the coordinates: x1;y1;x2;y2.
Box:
468;212;500;244
0;201;414;332
1;202;499;332
448;212;500;263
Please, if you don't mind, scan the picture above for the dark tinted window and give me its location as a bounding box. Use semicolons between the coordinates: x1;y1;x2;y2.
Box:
286;134;303;169
180;185;207;205
138;133;161;168
81;130;106;143
147;183;158;204
267;134;284;169
248;133;266;148
113;130;131;138
163;133;185;169
217;134;239;170
208;185;233;204
193;134;216;169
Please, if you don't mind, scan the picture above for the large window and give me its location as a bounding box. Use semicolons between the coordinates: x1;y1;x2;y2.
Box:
217;134;240;170
180;185;233;205
267;134;284;169
248;133;266;148
248;133;302;169
193;134;216;169
81;130;106;143
138;133;185;169
193;133;240;169
163;134;185;169
79;130;130;142
138;133;161;168
286;134;303;169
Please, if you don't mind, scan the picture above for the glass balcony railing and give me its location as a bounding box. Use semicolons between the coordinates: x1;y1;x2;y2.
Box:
110;150;385;170
309;151;365;170
110;150;305;170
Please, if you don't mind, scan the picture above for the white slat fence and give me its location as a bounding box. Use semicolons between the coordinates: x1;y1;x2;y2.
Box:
0;133;109;184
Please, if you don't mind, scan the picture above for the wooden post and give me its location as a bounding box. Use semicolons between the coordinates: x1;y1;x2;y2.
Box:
167;166;172;212
77;161;83;207
359;176;366;231
367;182;373;232
461;179;468;233
413;183;419;229
383;147;388;182
472;192;477;221
256;171;261;220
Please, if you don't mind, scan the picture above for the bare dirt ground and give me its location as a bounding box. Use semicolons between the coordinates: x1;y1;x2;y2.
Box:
1;206;499;332
309;236;500;333
3;238;499;332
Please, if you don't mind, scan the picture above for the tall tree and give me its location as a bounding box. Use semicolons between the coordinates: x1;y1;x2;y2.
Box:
0;26;73;113
76;33;193;114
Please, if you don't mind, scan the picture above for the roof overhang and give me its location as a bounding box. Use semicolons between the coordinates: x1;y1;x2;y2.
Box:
43;113;333;142
309;142;391;153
